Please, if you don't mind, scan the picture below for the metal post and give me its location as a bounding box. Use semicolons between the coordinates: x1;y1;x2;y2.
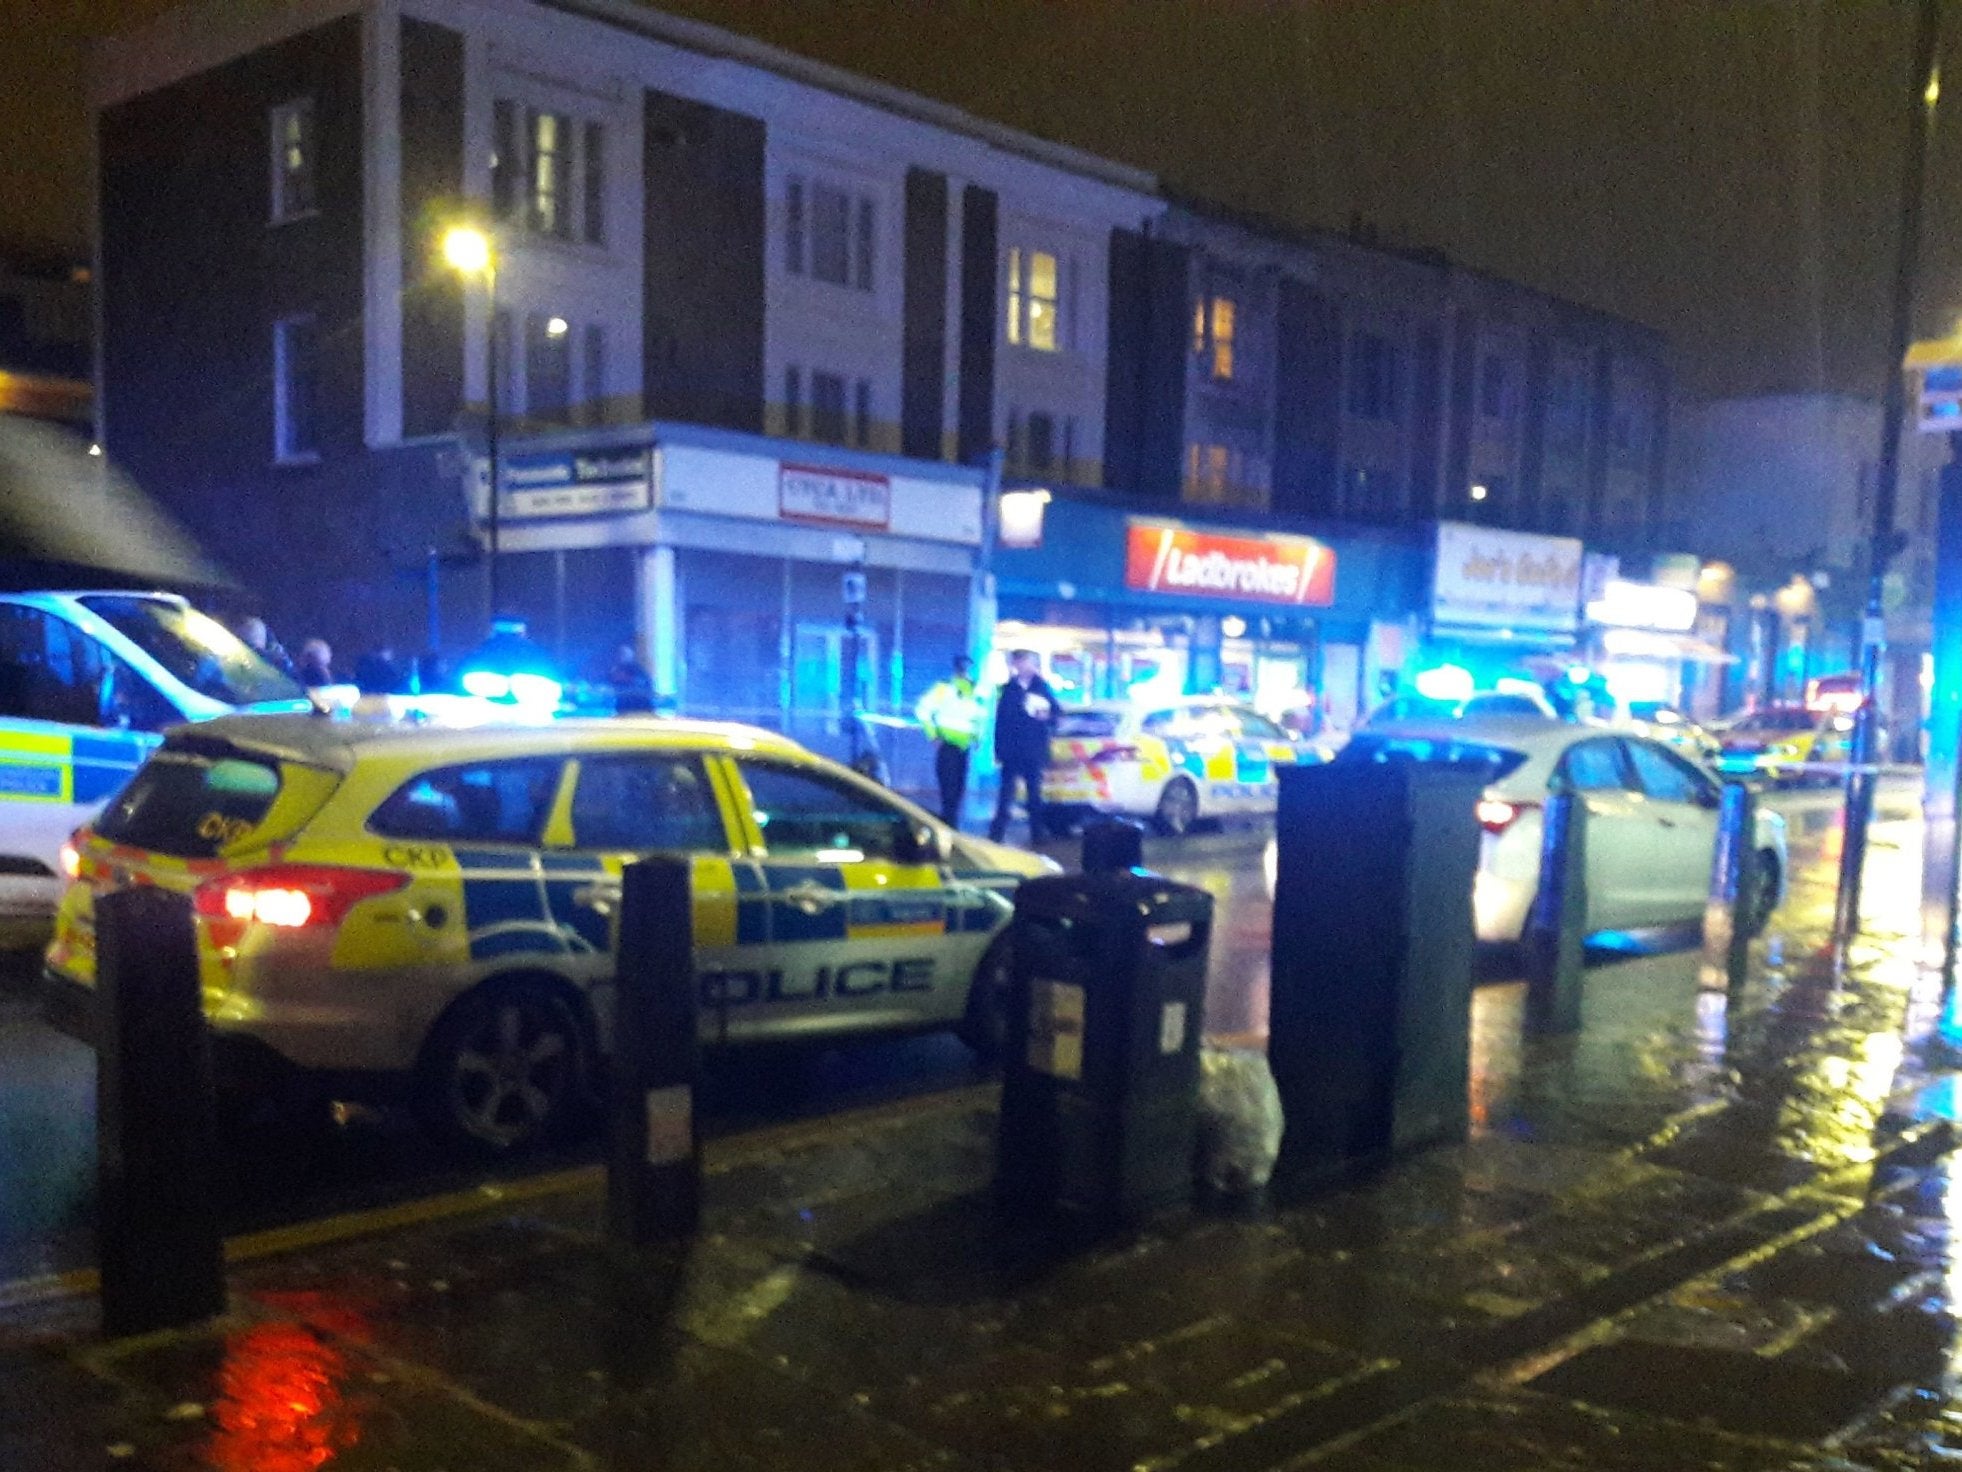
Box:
1836;0;1942;939
606;856;700;1244
95;886;225;1337
485;259;502;626
424;544;441;663
1081;816;1144;874
1523;790;1586;1034
1703;782;1758;995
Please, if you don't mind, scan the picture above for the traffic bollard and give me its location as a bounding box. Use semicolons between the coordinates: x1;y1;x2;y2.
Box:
1702;782;1758;993
1081;815;1144;874
1268;760;1483;1183
95;885;225;1338
1523;790;1586;1034
606;856;700;1245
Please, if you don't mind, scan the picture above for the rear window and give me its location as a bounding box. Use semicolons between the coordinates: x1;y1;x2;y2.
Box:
1055;711;1120;738
369;759;563;844
94;752;283;858
1734;709;1815;734
1333;735;1529;782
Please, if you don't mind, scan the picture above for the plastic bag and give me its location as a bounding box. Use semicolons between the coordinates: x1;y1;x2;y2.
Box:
1197;1046;1284;1194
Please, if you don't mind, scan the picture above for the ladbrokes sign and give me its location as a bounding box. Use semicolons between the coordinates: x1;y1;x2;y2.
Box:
1123;522;1336;607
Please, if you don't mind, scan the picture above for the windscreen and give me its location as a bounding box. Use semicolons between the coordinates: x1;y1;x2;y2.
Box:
78;596;306;707
1334;735;1530;782
94;750;285;857
1055;711;1120;738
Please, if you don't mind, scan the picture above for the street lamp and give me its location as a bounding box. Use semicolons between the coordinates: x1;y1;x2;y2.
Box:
442;223;500;624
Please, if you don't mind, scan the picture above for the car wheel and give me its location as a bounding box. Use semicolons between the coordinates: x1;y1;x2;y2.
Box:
958;932;1014;1059
1154;778;1199;837
417;979;591;1155
1744;851;1781;938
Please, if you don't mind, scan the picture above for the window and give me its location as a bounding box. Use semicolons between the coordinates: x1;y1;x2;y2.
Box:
783;366;803;436
581;324;606;426
525;313;571;422
853;379;872;448
1548;357;1591;455
1026;411;1056;475
855;196;875;291
269;98;315;222
491;101;517;218
568;755;725;851
77;594;305;707
0;604;115;728
1183;443;1267;509
813;182;851;284
1611;381;1655;459
96;753;283;859
1347;332;1399;420
1557;739;1631;794
582;121;605;244
1625;741;1712;807
740;762;913;859
784;178;805;273
1233;709;1291;742
370;759;564;844
527;109;570;238
1193;295;1236;379
811;371;848;444
272;315;318;463
1479;354;1513;422
1007;248;1060;351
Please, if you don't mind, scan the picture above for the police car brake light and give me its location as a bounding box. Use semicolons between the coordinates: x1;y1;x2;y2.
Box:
1476;797;1537;834
58;840;81;881
194;865;410;928
1092;744;1142;764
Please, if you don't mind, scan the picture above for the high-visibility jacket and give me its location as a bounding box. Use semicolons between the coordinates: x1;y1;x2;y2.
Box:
916;676;984;749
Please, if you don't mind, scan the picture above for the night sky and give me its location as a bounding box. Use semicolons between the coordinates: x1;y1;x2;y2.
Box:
4;0;1957;399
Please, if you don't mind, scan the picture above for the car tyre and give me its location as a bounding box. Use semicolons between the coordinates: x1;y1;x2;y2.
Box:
958;932;1015;1059
1744;850;1781;938
416;978;592;1156
1154;778;1199;837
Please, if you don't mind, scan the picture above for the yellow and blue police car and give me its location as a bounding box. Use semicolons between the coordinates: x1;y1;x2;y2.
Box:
0;590;310;944
42;712;1056;1152
1043;697;1317;836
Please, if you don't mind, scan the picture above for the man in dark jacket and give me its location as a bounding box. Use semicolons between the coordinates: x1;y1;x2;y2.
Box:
989;649;1060;843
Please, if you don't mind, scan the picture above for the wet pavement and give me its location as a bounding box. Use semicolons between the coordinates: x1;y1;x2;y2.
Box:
6;783;1962;1467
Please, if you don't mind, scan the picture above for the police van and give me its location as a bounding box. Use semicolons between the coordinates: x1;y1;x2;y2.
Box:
43;714;1056;1152
0;591;311;942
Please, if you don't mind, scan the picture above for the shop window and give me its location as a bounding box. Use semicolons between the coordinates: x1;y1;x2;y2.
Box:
268;98;315;223
1193;294;1236;380
1007;247;1062;351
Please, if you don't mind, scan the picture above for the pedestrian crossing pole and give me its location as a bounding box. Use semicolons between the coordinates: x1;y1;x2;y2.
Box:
1835;0;1941;944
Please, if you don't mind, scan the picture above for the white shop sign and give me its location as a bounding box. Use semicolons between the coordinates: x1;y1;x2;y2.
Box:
1432;522;1584;635
659;443;983;546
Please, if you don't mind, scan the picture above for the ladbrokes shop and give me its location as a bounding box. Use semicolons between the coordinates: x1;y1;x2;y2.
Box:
988;492;1426;733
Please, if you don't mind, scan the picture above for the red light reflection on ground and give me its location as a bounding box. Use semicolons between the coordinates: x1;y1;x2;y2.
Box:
204;1316;367;1472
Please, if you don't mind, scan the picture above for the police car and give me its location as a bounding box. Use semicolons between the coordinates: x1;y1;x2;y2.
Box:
42;714;1056;1152
0;591;311;943
1043;697;1317;835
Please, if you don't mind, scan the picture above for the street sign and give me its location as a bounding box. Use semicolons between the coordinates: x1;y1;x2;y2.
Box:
1907;333;1962;433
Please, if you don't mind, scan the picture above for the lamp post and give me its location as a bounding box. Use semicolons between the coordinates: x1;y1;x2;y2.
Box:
442;224;500;625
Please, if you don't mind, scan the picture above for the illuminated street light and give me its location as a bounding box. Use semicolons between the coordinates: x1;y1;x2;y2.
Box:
441;223;502;628
545;316;568;338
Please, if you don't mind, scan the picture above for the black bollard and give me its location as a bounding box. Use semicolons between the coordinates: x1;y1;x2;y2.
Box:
96;885;225;1338
1081;815;1145;874
1702;782;1758;994
606;856;700;1245
1523;791;1587;1034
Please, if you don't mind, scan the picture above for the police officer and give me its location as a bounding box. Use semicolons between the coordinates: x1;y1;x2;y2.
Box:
989;649;1060;844
916;654;983;825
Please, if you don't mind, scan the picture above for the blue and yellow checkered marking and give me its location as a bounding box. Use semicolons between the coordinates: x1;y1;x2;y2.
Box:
0;725;152;806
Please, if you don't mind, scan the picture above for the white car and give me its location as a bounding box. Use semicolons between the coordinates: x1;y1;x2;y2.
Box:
0;591;311;939
1335;716;1788;943
1043;697;1317;836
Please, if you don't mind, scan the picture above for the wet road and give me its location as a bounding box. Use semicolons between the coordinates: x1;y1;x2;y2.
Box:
0;778;1919;1289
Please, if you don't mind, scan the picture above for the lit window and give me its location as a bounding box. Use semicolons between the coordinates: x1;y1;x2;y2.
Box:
269;99;315;223
1192;294;1237;380
272;315;318;462
528;110;570;238
1007;249;1061;352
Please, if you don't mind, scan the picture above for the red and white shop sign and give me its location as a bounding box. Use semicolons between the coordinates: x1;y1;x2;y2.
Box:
1123;522;1336;607
778;463;892;530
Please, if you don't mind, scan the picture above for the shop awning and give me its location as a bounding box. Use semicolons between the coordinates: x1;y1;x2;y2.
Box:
1598;627;1736;663
0;416;232;592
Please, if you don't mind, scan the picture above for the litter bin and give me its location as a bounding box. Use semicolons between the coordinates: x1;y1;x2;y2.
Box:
996;869;1213;1224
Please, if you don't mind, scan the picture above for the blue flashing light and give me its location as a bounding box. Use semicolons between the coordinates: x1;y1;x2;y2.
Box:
462;669;511;700
1412;663;1475;703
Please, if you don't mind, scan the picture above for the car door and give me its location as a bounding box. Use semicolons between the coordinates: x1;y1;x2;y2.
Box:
1622;738;1721;924
1228;707;1296;815
545;750;747;1044
722;758;967;1040
1552;736;1647;933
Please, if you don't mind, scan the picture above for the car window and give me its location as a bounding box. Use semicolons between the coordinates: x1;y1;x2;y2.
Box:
0;603;110;728
1557;738;1633;793
1460;692;1548;720
740;762;912;860
95;752;283;858
1624;740;1711;805
568;755;725;851
1055;710;1119;738
1233;709;1290;742
76;595;305;706
1333;735;1530;781
370;758;563;844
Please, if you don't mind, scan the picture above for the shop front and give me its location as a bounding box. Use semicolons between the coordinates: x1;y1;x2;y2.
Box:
1420;521;1586;701
1582;576;1734;714
479;424;985;774
990;495;1426;735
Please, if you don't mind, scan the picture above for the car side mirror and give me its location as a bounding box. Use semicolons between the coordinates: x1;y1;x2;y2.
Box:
894;820;949;866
